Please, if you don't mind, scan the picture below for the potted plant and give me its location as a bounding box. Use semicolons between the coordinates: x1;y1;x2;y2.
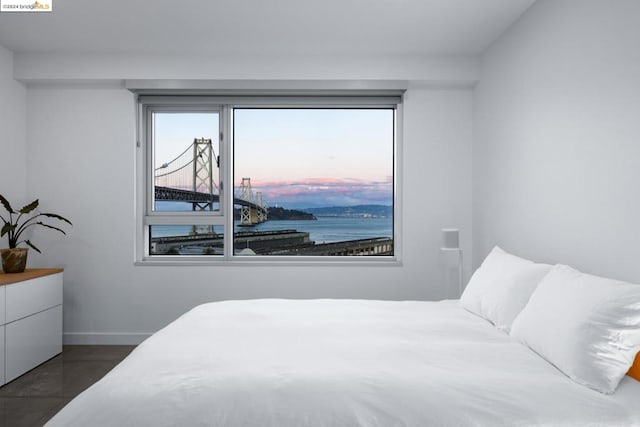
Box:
0;194;72;274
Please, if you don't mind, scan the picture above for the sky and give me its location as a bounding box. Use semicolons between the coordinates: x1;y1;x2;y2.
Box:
154;108;394;209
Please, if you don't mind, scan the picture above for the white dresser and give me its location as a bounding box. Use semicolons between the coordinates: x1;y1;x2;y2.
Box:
0;268;63;385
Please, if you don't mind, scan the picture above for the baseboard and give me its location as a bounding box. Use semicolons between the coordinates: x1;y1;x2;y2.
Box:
63;332;152;345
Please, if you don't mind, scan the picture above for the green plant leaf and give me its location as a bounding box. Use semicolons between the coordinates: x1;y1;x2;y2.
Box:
19;199;39;214
0;196;71;255
0;194;15;214
36;222;67;235
25;240;42;253
1;222;15;237
40;213;72;225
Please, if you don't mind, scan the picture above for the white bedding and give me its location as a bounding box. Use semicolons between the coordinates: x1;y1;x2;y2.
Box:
46;299;640;426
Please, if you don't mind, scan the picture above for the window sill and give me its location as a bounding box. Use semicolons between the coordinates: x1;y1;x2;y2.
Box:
134;256;402;267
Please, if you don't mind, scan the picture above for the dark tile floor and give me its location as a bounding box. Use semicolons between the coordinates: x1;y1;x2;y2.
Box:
0;345;135;427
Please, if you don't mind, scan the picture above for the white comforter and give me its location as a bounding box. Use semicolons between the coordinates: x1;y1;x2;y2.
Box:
47;299;640;426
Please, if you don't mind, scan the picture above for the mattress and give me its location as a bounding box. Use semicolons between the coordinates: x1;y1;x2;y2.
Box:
46;299;640;426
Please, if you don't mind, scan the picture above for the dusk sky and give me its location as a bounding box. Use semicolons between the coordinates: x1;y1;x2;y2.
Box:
154;109;394;209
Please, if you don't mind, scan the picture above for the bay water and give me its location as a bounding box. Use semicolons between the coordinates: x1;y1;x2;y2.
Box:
152;217;392;244
152;201;392;243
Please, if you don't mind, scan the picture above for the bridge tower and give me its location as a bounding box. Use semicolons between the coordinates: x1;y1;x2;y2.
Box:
192;138;215;211
192;138;214;234
239;178;254;226
255;192;266;223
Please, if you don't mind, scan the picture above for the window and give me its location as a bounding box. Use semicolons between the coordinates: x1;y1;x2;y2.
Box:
137;96;400;263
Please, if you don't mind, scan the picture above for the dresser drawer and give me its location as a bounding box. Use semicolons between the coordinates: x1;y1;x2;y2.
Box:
5;272;63;323
0;286;5;326
0;325;5;385
5;305;62;383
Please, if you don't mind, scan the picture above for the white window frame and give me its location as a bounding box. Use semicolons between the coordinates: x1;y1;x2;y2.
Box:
134;95;403;266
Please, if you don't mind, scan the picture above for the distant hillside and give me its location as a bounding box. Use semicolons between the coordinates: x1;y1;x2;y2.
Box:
268;207;317;221
302;205;392;218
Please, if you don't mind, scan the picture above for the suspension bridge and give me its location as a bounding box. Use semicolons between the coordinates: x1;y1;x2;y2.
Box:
152;138;393;256
154;138;268;226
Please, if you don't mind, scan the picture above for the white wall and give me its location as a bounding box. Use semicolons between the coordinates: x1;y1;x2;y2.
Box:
0;44;27;207
21;58;473;343
14;53;477;83
474;0;640;282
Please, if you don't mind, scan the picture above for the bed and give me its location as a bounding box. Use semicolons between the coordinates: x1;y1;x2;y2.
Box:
46;298;640;427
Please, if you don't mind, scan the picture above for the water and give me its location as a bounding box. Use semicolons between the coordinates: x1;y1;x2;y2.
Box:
151;217;392;243
151;201;392;243
238;217;392;243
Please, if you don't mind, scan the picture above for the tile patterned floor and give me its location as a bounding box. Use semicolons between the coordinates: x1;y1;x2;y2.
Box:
0;345;135;427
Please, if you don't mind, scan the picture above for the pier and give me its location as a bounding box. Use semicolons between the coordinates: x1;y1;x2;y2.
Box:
272;237;393;256
150;229;393;256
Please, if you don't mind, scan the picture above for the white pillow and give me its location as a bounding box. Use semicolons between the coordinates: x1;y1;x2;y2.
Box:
510;264;640;394
459;246;551;332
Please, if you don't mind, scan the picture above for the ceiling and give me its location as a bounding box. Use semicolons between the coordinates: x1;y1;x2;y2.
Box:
0;0;535;56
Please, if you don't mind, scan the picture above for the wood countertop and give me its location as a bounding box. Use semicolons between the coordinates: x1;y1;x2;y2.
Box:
0;268;64;286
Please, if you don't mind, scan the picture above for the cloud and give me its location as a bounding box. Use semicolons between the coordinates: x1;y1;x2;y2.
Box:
238;178;393;209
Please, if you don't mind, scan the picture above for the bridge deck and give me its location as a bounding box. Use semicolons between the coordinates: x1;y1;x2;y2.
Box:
154;186;266;211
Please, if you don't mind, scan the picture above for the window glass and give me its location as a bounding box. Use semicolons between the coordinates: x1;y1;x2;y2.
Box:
149;225;224;255
233;108;394;256
152;112;220;213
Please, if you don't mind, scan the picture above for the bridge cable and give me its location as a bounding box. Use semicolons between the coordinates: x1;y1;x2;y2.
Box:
154;142;195;172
